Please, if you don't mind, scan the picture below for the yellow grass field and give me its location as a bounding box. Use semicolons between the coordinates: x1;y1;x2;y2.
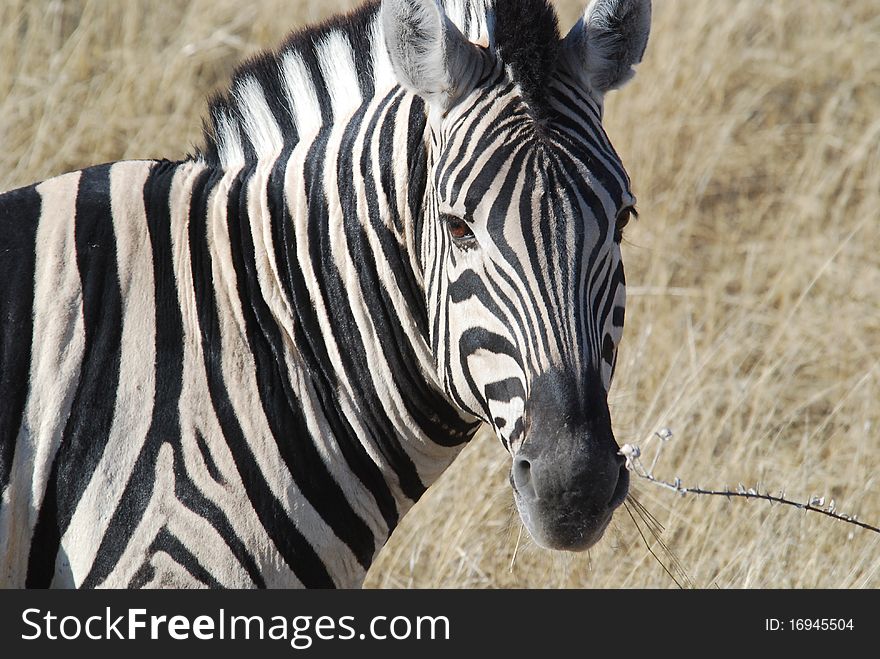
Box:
1;0;877;588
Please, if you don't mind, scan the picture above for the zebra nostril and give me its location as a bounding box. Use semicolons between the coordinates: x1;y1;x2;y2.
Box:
512;457;536;500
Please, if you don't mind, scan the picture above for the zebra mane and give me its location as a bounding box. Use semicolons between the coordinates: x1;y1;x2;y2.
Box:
197;0;384;168
196;0;563;168
492;0;561;119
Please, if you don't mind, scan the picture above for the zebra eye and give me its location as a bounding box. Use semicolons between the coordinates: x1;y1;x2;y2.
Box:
442;214;475;243
614;205;638;243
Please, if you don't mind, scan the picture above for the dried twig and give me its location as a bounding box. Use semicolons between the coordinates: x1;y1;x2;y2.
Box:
619;430;880;536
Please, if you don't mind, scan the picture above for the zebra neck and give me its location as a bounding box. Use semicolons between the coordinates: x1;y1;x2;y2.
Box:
272;86;480;464
189;89;480;577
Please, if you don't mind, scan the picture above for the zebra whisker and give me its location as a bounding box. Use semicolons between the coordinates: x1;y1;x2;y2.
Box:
624;495;694;589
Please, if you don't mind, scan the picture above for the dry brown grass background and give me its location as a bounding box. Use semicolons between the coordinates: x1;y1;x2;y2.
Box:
1;0;878;588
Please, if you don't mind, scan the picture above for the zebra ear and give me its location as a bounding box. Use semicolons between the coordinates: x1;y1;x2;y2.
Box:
563;0;652;95
381;0;486;111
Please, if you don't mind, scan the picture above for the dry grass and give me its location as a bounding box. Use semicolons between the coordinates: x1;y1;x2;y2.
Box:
2;0;878;588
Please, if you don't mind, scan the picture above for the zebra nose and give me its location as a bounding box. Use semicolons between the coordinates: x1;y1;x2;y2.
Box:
511;443;627;510
512;456;536;500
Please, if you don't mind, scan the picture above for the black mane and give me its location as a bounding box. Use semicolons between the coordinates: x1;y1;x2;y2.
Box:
491;0;562;119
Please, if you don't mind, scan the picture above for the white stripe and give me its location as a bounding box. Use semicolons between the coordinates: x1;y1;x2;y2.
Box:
317;31;363;121
210;162;361;587
444;0;468;31
328;103;463;485
185;162;304;588
466;0;489;42
235;76;285;159
244;144;391;548
281;50;324;139
103;443;176;587
284;136;411;515
371;17;397;94
163;498;248;588
95;164;201;587
215;110;246;169
54;161;157;587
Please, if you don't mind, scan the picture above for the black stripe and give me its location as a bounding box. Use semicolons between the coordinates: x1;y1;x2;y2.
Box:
80;160;183;588
181;168;266;588
550;114;626;204
376;94;405;234
458;328;524;421
544;163;575;352
233;153;377;570
587;250;615;364
372;94;430;332
126;557;156;589
484;378;527;404
601;334;615;367
553;76;603;126
194;429;224;485
406;96;429;257
237;55;295;147
597;256;619;340
445;101;524;206
553;77;623;164
448;269;509;322
331;103;415;526
174;433;265;588
548;150;614;364
341;7;376;101
482;146;554;368
437;83;517;198
0;184;41;495
298;40;334;124
28;164;123;588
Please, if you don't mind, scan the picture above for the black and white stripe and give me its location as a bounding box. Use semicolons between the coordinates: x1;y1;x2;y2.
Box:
0;0;650;587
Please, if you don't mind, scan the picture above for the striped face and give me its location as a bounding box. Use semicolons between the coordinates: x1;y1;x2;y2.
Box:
383;0;651;551
425;76;636;451
422;73;634;549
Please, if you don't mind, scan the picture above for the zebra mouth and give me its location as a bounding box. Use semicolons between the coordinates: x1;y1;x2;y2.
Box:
512;490;615;552
510;453;629;552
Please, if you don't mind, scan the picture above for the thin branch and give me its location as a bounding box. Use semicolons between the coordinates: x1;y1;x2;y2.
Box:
620;441;880;536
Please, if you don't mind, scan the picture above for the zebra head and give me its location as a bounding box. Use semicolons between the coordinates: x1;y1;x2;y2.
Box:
383;0;650;551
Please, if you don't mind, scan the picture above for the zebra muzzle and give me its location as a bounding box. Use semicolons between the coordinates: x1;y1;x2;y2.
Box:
508;369;628;551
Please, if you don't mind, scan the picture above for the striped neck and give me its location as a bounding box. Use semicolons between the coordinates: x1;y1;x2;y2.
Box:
188;81;480;587
183;1;495;584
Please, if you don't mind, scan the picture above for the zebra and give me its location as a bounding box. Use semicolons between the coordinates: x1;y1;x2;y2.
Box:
0;0;651;588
